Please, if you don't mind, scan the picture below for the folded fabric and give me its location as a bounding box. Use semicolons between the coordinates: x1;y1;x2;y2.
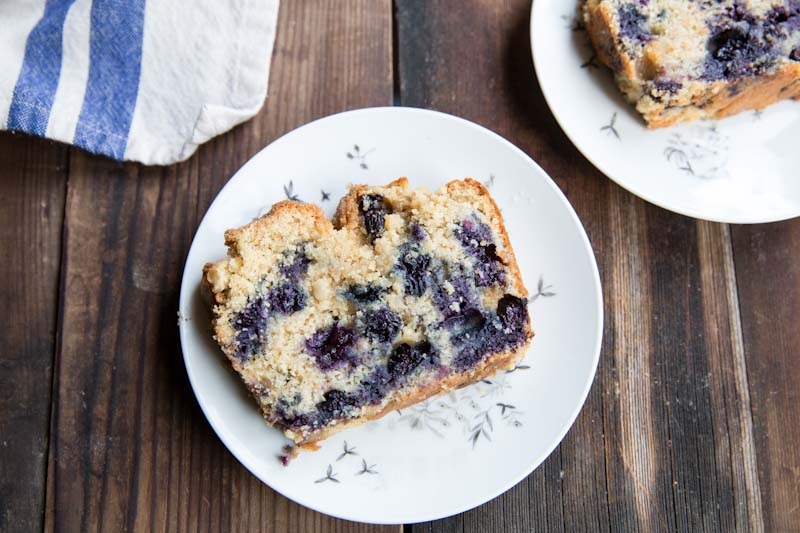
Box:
0;0;280;165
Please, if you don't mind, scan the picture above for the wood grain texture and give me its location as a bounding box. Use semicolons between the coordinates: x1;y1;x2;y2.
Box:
732;222;800;532
0;134;67;533
396;0;763;530
3;1;796;530
42;2;397;531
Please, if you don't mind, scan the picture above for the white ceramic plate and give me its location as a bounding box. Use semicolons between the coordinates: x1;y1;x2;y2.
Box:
178;107;603;524
531;0;800;224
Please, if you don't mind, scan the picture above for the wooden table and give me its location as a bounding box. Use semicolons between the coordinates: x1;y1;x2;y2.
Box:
2;1;798;531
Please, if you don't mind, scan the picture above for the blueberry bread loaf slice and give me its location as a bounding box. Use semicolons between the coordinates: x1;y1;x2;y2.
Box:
583;0;800;127
202;178;532;455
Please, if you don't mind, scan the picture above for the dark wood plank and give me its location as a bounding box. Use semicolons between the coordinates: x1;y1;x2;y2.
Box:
731;222;800;532
0;134;67;532
43;1;399;531
396;0;763;530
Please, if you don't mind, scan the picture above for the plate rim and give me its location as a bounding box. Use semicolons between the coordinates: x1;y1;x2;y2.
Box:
178;105;604;524
529;0;799;224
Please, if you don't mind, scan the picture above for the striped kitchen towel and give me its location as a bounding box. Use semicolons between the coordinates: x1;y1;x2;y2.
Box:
0;0;280;165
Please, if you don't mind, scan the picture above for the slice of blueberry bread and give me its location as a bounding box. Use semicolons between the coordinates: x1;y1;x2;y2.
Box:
202;178;532;456
583;0;800;127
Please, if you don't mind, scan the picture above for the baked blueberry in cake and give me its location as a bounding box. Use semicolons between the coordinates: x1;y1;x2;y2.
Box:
583;0;800;126
202;178;532;456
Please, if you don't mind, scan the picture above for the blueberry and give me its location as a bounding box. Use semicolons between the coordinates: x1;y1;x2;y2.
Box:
443;308;486;341
271;399;309;430
455;218;490;254
388;344;419;377
704;28;760;79
725;3;753;24
410;222;427;242
344;283;387;304
497;294;528;332
617;4;650;44
353;366;391;405
305;321;358;371
711;29;751;62
446;308;495;369
768;7;790;25
359;194;389;241
652;78;682;94
272;396;297;424
396;245;431;296
275;392;303;407
703;16;775;81
275;390;356;431
316;390;357;424
268;282;307;314
766;5;800;30
284;387;370;431
387;341;438;380
362;308;402;344
473;246;505;287
454;218;505;287
280;248;310;281
231;297;268;360
450;294;529;370
792;49;800;62
432;271;476;320
789;13;800;32
452;345;483;370
283;367;392;431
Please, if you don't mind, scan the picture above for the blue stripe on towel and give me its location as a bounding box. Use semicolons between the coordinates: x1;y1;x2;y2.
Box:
74;0;145;160
7;0;77;135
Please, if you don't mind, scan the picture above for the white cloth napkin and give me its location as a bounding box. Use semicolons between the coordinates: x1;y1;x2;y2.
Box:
0;0;280;165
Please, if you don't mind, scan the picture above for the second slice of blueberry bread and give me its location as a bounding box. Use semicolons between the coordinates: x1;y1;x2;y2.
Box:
583;0;800;127
202;178;532;455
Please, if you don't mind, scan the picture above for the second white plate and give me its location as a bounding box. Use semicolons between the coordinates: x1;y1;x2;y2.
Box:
532;0;800;223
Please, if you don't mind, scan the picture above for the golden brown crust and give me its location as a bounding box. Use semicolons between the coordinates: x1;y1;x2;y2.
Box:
200;263;217;307
583;1;636;79
225;200;332;248
645;63;800;128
